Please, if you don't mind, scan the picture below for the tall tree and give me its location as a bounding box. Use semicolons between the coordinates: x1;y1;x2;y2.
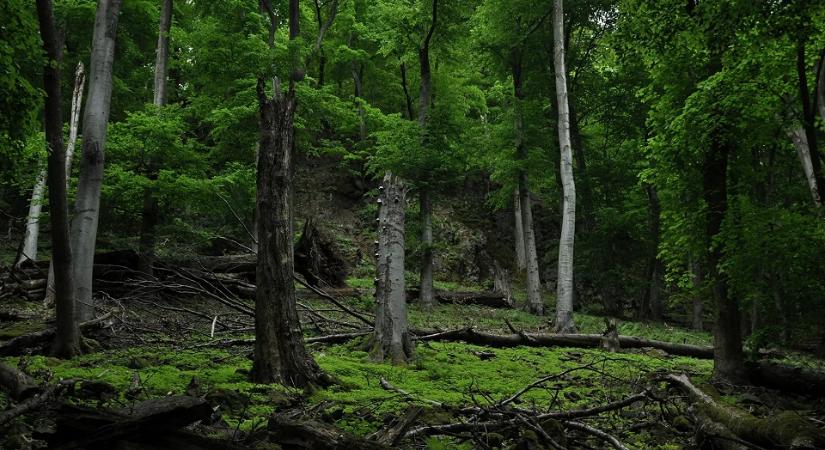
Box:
552;0;576;332
138;0;173;274
417;0;439;309
35;0;81;358
70;0;122;321
253;0;328;388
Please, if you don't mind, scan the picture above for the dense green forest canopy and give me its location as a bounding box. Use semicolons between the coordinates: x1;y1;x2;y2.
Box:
1;0;825;448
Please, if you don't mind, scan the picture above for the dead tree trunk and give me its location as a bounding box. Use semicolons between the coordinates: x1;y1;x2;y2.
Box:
370;173;413;364
36;0;81;358
253;79;326;388
70;0;122;322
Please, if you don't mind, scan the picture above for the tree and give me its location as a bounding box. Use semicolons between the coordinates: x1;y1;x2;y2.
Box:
552;0;576;332
35;0;81;358
70;0;122;322
138;0;174;275
370;172;414;364
253;0;329;389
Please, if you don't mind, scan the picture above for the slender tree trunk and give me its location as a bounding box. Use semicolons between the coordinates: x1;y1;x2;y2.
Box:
45;63;85;305
690;256;704;331
252;0;327;389
513;189;526;271
370;173;413;364
138;0;173;275
152;0;172;106
400;62;414;121
512;53;543;315
552;0;576;333
570;103;594;233
70;0;122;322
17;170;46;266
19;63;85;269
639;185;663;320
817;51;825;124
36;0;81;359
419;188;435;309
416;1;437;308
796;40;825;195
788;128;821;207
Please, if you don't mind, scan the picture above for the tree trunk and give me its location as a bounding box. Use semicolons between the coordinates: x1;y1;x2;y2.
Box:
370;173;413;364
400;63;414;121
153;0;172;106
552;0;576;333
796;40;825;197
45;62;85;304
639;185;663;320
704;138;745;383
511;52;543;316
787;127;821;207
418;188;435;309
252;0;327;389
138;0;173;275
817;51;825;125
70;0;122;322
20;63;85;270
17;169;46;266
36;0;81;359
690;256;704;331
513;189;526;271
416;1;437;309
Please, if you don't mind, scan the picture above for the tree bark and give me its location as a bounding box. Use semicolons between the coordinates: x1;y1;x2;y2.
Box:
690;256;704;331
400;62;414;121
45;62;85;304
704;138;746;383
20;63;85;270
70;0;122;322
153;0;172;106
253;81;325;388
36;0;81;359
418;188;435;308
639;185;663;320
552;0;576;333
796;39;825;197
511;52;543;316
787;127;821;207
513;189;526;271
370;173;413;364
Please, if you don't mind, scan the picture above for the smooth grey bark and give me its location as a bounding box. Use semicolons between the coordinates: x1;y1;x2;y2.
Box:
552;0;576;333
19;63;85;269
788;127;821;207
36;0;81;358
45;63;85;305
152;0;172;107
70;0;122;322
512;52;543;316
416;0;438;309
371;173;413;364
513;189;526;271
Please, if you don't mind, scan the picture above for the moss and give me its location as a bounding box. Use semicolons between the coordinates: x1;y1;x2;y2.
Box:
0;320;46;340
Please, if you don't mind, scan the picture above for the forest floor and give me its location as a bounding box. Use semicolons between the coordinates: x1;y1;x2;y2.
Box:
1;278;824;449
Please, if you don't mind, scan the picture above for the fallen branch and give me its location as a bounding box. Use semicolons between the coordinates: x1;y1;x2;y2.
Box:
566;420;630;450
0;312;115;356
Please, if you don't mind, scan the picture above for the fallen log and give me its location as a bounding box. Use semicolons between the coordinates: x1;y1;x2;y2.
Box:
746;360;825;398
416;328;714;359
665;373;825;450
0;361;39;401
50;395;212;449
407;289;513;308
268;414;390;450
0;383;61;428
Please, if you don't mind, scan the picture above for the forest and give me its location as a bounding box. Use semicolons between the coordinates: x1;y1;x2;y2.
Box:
1;0;825;448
